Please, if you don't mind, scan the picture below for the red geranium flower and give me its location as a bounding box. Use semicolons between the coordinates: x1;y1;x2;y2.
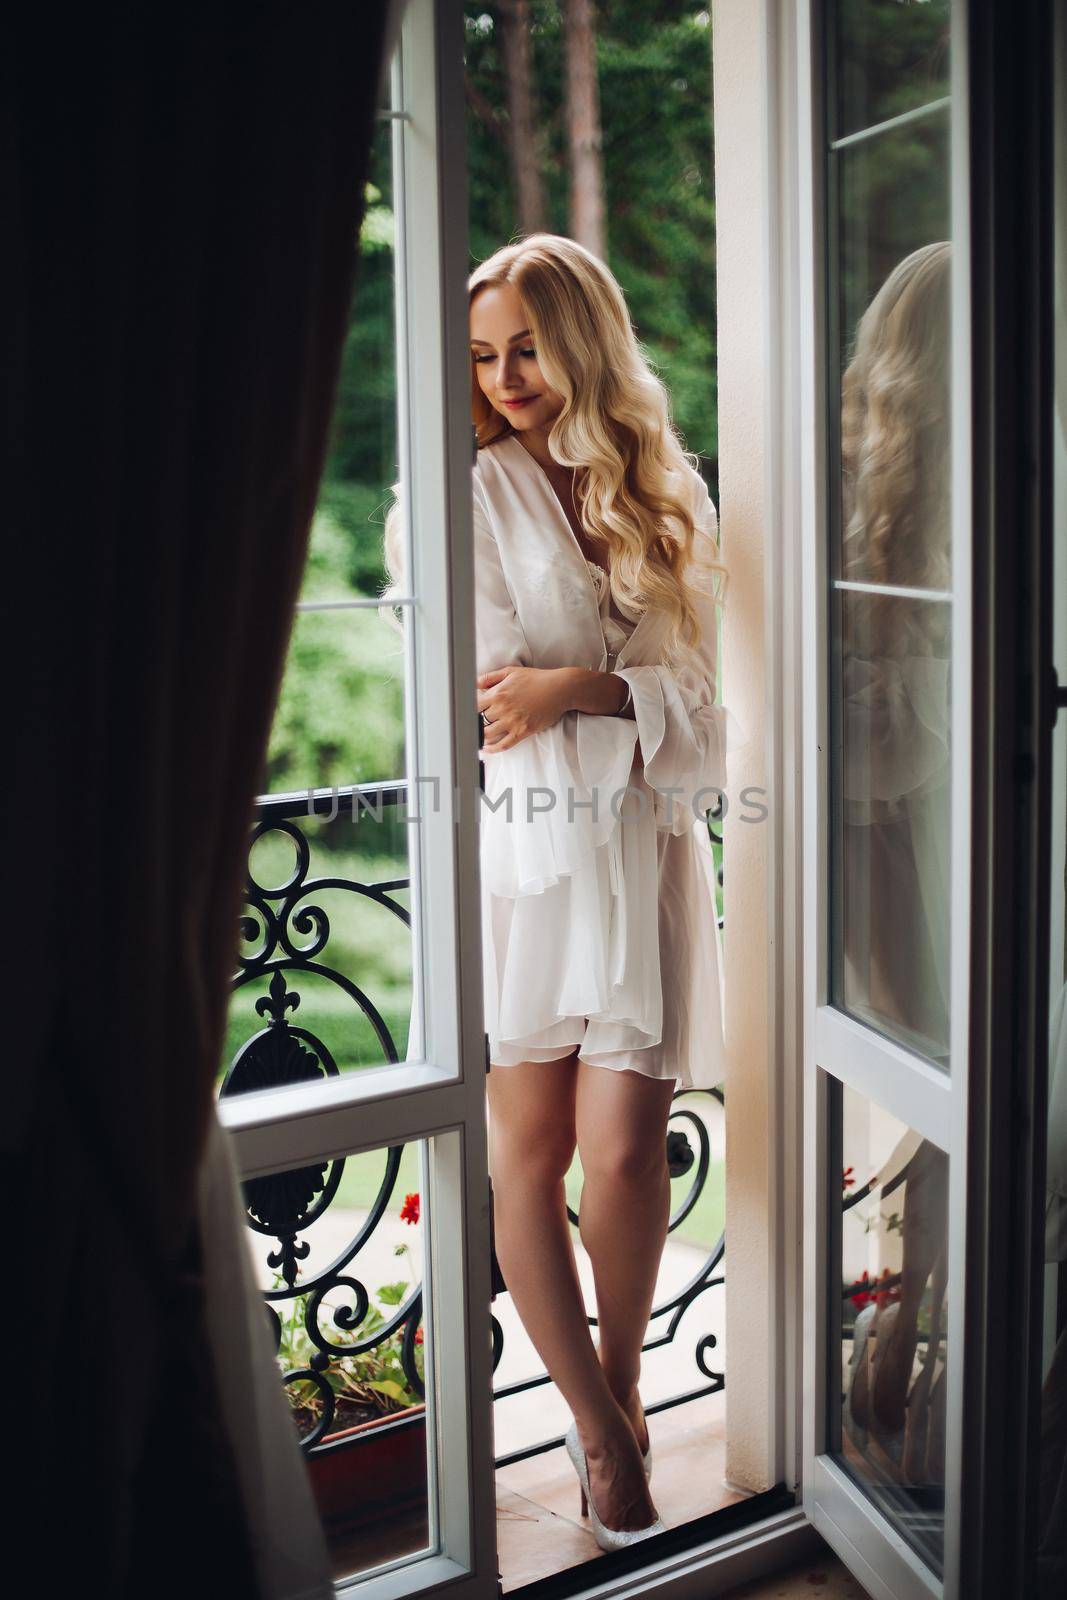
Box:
850;1269;872;1310
842;1166;855;1191
875;1267;900;1308
400;1192;420;1226
415;1327;424;1346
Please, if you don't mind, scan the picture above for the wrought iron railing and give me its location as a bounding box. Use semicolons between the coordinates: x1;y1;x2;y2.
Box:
224;779;726;1464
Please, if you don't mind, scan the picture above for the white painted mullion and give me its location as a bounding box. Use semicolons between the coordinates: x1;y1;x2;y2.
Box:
814;1008;953;1154
829;95;951;154
222;1068;468;1178
832;580;953;604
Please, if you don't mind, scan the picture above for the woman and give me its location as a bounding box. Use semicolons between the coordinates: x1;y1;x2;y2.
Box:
465;234;740;1549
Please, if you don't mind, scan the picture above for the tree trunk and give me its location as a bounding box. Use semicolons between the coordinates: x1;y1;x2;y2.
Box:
564;0;606;258
500;0;546;235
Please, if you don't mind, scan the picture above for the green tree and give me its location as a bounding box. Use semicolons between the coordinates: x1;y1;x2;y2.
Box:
465;1;718;486
268;4;720;795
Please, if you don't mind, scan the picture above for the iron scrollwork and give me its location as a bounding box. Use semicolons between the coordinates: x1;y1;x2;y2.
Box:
225;799;424;1454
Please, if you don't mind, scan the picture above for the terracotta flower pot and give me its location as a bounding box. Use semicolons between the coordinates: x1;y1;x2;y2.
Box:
307;1404;428;1535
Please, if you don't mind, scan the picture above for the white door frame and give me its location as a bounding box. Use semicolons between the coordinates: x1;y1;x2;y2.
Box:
222;5;498;1597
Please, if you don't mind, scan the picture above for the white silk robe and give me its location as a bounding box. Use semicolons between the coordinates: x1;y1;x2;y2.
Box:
473;434;744;1089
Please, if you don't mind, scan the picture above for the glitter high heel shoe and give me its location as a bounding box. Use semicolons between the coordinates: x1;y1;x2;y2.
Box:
564;1421;665;1552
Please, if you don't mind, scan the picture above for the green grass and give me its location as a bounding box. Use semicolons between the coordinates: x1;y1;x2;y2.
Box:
564;1151;724;1253
318;1142;723;1255
332;1142;423;1212
221;990;413;1086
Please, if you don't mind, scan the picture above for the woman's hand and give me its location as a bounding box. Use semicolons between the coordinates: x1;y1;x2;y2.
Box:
476;665;573;754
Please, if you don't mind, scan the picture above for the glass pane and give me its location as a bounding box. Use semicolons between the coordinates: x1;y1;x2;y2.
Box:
303;114;399;605
833;0;950;142
219;792;416;1093
833;590;951;1063
830;1082;949;1577
836;111;950;354
244;1140;432;1581
238;47;420;1084
264;604;407;795
827;36;953;1068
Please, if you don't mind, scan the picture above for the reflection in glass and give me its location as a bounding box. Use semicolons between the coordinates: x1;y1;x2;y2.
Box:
832;1084;949;1575
243;1140;432;1581
836;589;951;1060
833;0;950;141
837;115;949;355
838;240;952;591
831;242;952;1065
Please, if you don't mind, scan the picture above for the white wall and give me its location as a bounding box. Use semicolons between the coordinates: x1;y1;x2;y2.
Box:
712;0;774;1493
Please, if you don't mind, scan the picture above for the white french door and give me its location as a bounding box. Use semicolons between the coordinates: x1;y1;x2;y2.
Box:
219;3;499;1596
799;0;969;1595
797;2;1058;1598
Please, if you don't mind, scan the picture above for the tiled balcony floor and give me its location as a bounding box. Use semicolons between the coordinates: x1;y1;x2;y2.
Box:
496;1390;747;1591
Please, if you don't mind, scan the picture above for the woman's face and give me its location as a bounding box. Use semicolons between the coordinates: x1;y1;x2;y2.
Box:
469;281;564;435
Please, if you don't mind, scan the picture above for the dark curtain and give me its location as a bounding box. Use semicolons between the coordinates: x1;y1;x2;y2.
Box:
6;5;391;1591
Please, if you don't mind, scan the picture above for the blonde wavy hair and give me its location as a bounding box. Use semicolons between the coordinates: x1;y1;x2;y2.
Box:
840;240;951;659
381;233;727;671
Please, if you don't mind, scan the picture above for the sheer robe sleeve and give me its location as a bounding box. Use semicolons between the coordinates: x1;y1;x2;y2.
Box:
611;473;745;836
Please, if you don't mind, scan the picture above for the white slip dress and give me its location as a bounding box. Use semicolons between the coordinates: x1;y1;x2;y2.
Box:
473;435;746;1089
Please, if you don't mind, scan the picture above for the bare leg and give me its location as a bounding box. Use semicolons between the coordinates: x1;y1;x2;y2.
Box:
486;1051;645;1525
574;1060;676;1527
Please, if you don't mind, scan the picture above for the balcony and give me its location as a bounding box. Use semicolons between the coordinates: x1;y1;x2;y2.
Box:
223;782;739;1587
